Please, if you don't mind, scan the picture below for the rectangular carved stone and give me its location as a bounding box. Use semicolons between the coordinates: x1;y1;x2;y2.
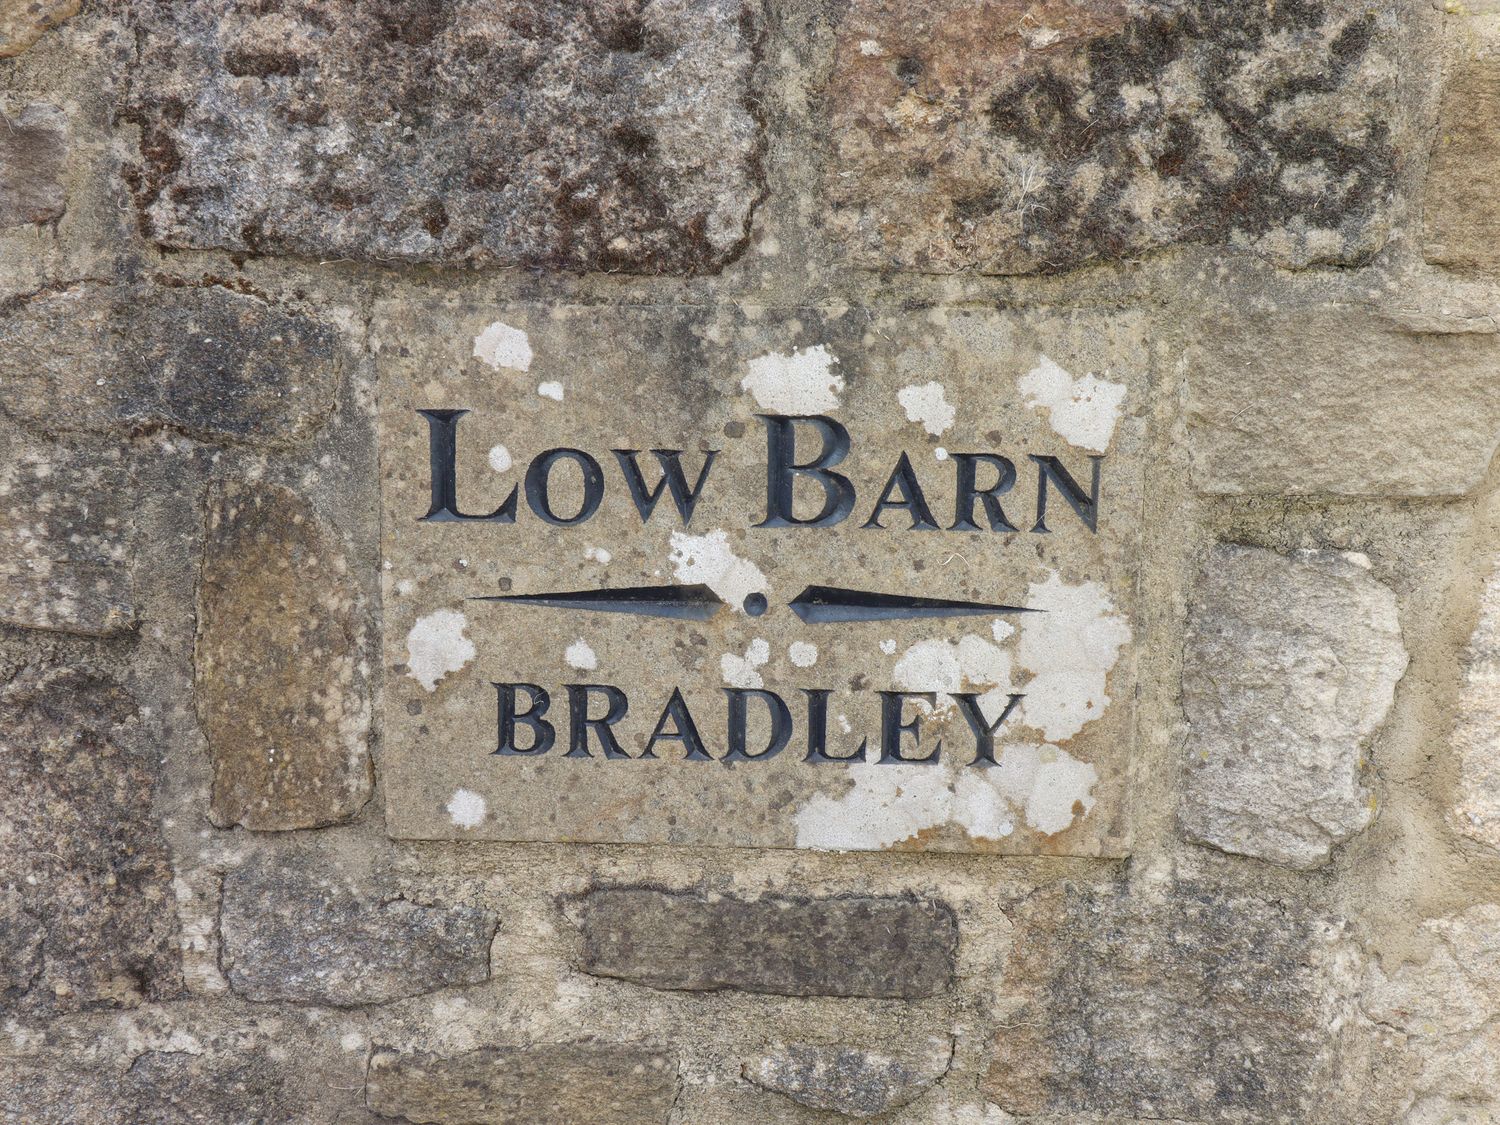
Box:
578;888;957;999
122;0;762;273
366;1046;678;1125
378;303;1144;853
0;103;66;226
1425;55;1500;271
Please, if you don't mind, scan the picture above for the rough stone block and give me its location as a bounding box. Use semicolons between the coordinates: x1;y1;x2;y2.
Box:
0;441;136;637
0;667;183;1013
578;888;957;998
745;1039;951;1118
0;0;78;57
827;0;1401;274
366;1046;678;1125
983;881;1355;1120
1179;546;1406;869
0;281;337;446
1451;555;1500;851
1425;55;1500;270
196;481;372;830
121;0;762;273
0;103;66;226
1184;307;1500;496
219;863;497;1006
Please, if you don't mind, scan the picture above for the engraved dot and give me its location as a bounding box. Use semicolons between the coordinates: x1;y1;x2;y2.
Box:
743;592;768;616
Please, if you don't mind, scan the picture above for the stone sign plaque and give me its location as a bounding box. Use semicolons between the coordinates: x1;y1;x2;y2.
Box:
379;304;1142;854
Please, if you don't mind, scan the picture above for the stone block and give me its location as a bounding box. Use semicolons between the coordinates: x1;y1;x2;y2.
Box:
826;0;1402;274
0;441;136;637
366;1046;678;1125
578;888;957;999
0;0;78;57
121;0;762;273
745;1039;951;1118
1184;306;1500;496
196;480;372;830
1179;546;1406;869
0;667;183;1013
1451;555;1500;851
0;281;338;446
219;863;497;1006
0;103;66;226
1425;55;1500;270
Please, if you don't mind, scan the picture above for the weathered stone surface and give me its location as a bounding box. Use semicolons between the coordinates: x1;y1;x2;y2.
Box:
827;0;1401;274
1184;306;1500;496
579;889;957;998
121;0;762;272
0;441;136;637
196;481;371;830
0;282;337;446
983;881;1355;1120
366;1046;678;1125
0;103;66;226
1180;546;1406;869
219;863;497;1006
125;1051;298;1124
0;0;77;57
745;1039;951;1118
1425;55;1500;270
0;667;183;1013
1451;556;1500;851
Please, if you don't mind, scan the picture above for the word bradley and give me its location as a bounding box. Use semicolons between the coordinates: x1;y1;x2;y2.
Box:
419;410;1103;533
491;681;1026;766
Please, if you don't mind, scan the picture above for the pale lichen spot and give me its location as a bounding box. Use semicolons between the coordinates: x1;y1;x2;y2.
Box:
740;344;843;413
487;444;512;472
565;638;598;671
1017;354;1127;453
669;529;769;611
472;321;532;372
537;381;564;401
446;788;487;829
585;545;612;564
1016;573;1131;742
789;641;818;668
721;638;771;688
896;381;956;436
405;609;475;692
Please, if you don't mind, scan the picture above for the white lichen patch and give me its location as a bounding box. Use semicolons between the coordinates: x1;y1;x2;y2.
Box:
537;380;564;401
1017;354;1127;453
487;444;512;472
897;381;956;436
721;638;771;688
1016;574;1130;742
584;545;612;564
405;609;475;692
740;344;843;413
472;321;533;372
564;638;598;671
669;529;769;611
789;641;818;668
446;788;487;829
892;626;1015;713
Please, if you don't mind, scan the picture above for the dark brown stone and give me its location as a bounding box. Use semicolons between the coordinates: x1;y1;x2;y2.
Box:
366;1045;678;1124
578;889;957;999
0;667;183;1014
121;0;763;273
827;0;1401;274
196;481;371;831
220;862;498;1006
0;103;66;225
0;281;338;446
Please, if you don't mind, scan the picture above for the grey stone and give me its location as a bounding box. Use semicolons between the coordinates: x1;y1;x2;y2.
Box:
0;103;66;226
578;889;957;999
196;481;372;831
0;0;78;57
0;440;135;637
0;666;183;1014
827;0;1402;274
1425;54;1500;270
1179;546;1407;869
0;281;338;446
365;1045;678;1125
745;1039;952;1118
219;864;497;1006
121;0;762;273
983;881;1356;1120
1184;306;1500;497
1450;555;1500;851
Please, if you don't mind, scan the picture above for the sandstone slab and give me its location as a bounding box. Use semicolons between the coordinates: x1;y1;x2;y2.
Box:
746;1039;951;1118
1184;306;1500;496
0;0;78;57
0;282;337;446
578;888;957;999
0;440;136;637
196;480;371;830
827;0;1402;274
379;303;1144;854
219;863;497;1006
366;1046;677;1125
1179;546;1406;869
0;103;66;226
1451;555;1500;851
0;667;182;1013
984;881;1354;1120
1425;54;1500;270
121;0;762;272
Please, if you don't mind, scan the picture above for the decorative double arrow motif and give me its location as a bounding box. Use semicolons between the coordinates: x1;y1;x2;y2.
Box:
469;584;1036;622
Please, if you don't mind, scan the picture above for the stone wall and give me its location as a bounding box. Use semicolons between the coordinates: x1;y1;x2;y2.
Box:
1;1;1498;1122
